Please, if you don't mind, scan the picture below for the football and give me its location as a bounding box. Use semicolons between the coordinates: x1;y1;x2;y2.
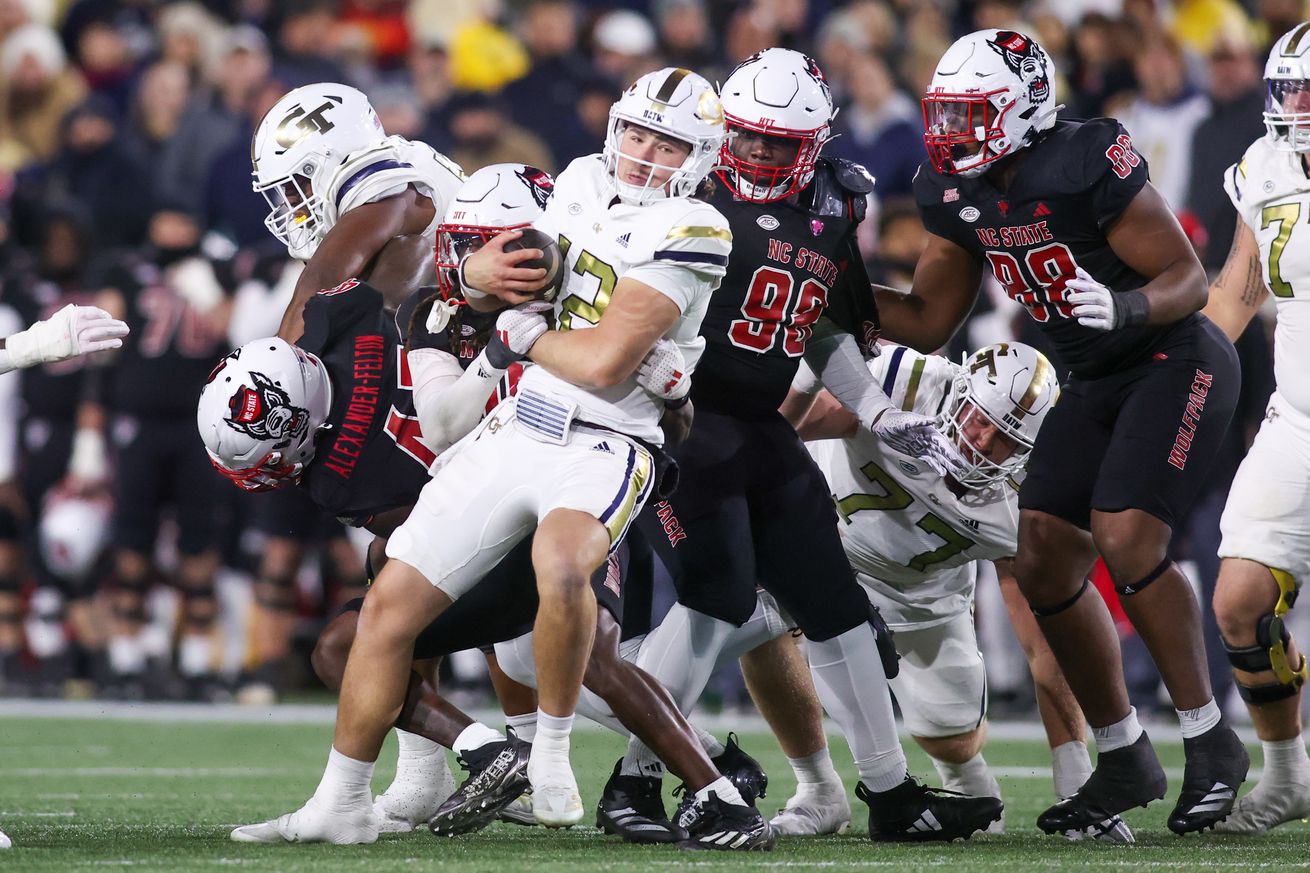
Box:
503;227;565;302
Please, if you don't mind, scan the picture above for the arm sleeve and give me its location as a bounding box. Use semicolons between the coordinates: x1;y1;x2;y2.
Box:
410;347;504;453
801;316;897;430
822;231;881;356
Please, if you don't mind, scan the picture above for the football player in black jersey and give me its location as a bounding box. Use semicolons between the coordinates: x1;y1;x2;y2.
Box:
876;29;1247;836
590;48;1001;843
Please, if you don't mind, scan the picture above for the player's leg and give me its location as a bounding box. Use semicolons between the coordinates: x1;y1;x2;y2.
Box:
107;414;161;694
242;495;306;703
741;632;851;836
0;517;23;688
174;428;228;698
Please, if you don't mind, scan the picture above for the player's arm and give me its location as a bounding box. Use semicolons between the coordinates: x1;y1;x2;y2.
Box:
408;346;503;453
459;229;550;313
528;279;683;389
278;191;432;342
659;400;694;447
1098;183;1208;325
0;302;128;376
780;359;858;439
877;232;983;352
1201;219;1268;342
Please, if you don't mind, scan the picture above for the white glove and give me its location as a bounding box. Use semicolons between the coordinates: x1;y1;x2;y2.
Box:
6;305;129;369
636;338;691;401
486;301;551;369
1065;267;1149;331
169;258;225;313
870;408;968;478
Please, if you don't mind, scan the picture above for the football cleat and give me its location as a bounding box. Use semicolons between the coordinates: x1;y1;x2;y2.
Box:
231;797;378;844
859;778;1003;842
427;735;531;836
1037;732;1167;836
676;792;775;851
1168;722;1250;834
1214;774;1310;834
373;749;457;833
710;733;769;804
768;781;852;836
528;755;584;828
0;826;11;849
496;791;538;826
596;759;686;844
1064;814;1135;843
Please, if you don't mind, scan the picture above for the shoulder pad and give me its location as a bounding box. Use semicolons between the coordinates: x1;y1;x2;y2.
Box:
808;158;875;220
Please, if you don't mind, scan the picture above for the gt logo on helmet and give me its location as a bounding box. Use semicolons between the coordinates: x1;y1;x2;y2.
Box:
274;95;344;154
226;372;310;449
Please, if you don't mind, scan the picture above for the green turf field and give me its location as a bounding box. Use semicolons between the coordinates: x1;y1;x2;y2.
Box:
1;715;1306;871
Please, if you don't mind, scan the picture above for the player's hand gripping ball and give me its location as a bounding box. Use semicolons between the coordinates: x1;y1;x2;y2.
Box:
503;227;565;302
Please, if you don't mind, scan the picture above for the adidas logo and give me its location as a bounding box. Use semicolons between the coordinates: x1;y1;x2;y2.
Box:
1034;202;1052;217
616;232;631;248
592;441;614;454
1187;782;1235;814
907;809;944;833
960;517;980;532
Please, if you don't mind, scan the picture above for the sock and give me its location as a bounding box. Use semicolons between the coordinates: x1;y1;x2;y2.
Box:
1091;706;1143;753
1176;698;1222;739
506;712;537;743
108;635;146;676
620;738;665;778
395;729;444;772
789;747;841;788
452;722;503;757
696;725;725;759
1262;736;1310;781
1051;740;1094;799
807;624;907;793
533;710;573;770
177;634;213;678
313;746;374;806
933;753;1001;799
695;775;745;806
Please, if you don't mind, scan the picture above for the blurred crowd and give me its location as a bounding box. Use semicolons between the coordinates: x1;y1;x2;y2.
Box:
0;0;1300;717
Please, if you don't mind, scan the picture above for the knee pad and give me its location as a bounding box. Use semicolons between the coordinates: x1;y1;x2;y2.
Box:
1222;567;1307;704
1115;557;1172;597
1031;578;1089;618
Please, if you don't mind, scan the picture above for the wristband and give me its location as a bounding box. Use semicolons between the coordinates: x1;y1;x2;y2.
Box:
458;253;490;301
1115;289;1150;329
663;395;690;411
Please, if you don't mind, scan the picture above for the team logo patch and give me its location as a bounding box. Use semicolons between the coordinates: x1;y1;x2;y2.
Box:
987;30;1051;106
959;206;981;222
810;218;825;236
514;166;554;210
757;215;780;230
568;203;582;215
943;188;960;203
225;372;309;449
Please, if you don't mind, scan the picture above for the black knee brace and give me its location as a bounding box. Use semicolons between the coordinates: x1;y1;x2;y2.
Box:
1115;557;1172;596
1223;567;1307;704
1031;578;1089;618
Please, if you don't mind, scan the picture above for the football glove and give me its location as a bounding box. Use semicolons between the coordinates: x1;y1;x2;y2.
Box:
485;301;551;369
870;408;968;479
6;304;129;369
1065;267;1149;331
635;338;691;402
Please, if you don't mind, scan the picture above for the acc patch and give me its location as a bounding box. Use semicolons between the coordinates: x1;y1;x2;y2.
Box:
757;215;780;231
959;207;981;222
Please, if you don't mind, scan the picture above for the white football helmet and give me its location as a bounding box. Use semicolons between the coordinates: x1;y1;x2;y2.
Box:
718;48;834;202
604;67;726;205
1265;23;1310;152
39;487;111;583
251;83;386;259
197;338;333;492
922;29;1059;177
938;342;1060;489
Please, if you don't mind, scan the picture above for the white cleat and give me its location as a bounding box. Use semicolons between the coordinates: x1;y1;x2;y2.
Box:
1214;778;1310;835
373;753;457;833
528;760;583;828
497;791;538;826
768;783;851;836
0;826;11;849
230;797;379;844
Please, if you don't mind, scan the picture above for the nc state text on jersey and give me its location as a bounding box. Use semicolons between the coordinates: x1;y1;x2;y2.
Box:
323;334;386;479
973;221;1053;248
766;239;840;285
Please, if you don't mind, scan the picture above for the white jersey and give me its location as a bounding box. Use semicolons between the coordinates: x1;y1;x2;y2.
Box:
805;346;1020;627
304;135;465;260
1224;135;1310;416
520;155;730;444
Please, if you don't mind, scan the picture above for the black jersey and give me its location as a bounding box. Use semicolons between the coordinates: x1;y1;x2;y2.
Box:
914;118;1194;378
104;258;230;419
692;159;880;418
297;280;434;527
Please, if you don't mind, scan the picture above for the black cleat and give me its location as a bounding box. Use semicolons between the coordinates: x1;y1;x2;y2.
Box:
596;759;685;844
1037;732;1167;836
710;733;768;804
1168;722;1249;835
676;792;775;851
859;778;1003;842
428;734;531;836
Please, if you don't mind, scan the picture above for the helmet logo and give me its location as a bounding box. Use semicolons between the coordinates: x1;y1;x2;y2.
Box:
987;31;1050;105
226;372;309;448
515;166;554;210
696;90;724;125
273;95;344;155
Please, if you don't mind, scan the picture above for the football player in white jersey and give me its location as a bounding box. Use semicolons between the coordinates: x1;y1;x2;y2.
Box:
239;68;756;846
754;342;1126;841
250;82;465;341
1200;23;1310;834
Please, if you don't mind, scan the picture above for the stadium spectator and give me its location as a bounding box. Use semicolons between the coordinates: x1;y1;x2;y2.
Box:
155;2;225;88
592;10;661;88
70;20;135;114
827;52;921;200
446;90;553;174
271;0;349;88
0;23;86;171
